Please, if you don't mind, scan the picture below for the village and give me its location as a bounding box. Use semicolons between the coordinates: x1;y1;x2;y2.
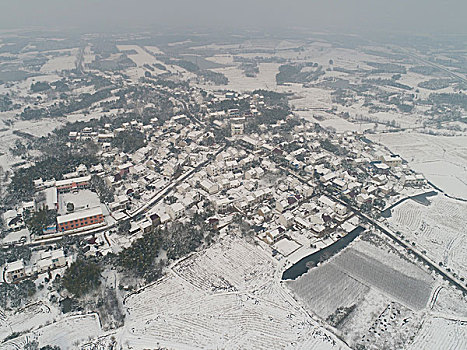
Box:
1;88;432;285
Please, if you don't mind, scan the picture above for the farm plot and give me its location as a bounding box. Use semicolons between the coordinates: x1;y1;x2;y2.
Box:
122;272;347;350
287;262;370;320
0;314;101;350
388;194;467;275
369;132;467;199
172;237;275;293
40;49;78;73
332;248;434;310
0;302;58;341
432;285;467;317
408;316;467;350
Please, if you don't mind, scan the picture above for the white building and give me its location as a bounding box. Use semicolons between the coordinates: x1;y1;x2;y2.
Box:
167;203;185;220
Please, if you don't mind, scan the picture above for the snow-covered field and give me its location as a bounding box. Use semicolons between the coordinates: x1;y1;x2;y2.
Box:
369;132;467;199
0;313;101;350
40;49;78;73
408;316;467;350
121;237;348;350
287;262;370;319
332;247;433;310
387;194;467;276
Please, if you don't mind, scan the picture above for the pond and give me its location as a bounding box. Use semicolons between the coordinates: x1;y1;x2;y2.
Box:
282;226;365;280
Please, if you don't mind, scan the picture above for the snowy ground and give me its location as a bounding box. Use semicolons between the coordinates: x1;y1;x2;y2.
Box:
40;49;78;73
0;312;101;350
119;236;348;350
286;235;437;349
368;132;467;199
387;194;467;277
408;316;467;350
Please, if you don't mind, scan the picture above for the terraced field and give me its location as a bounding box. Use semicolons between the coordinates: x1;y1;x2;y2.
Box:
0;314;101;350
172;237;275;293
121;237;348;350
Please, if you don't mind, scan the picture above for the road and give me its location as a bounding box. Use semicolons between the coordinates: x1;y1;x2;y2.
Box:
272;157;467;295
20;144;227;248
397;47;467;84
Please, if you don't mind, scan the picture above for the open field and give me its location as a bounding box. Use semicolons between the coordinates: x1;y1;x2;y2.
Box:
120;237;348;350
0;302;59;342
0;314;101;350
388;194;467;276
40;49;78;73
173;237;275;293
408;316;467;350
369;132;467;199
333;247;433;310
287;262;370;319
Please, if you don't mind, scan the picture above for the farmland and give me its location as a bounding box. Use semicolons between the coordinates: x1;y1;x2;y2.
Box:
120;237;348;350
333;247;434;310
286;236;436;349
408;316;467;350
0;313;101;350
387;194;467;277
369;132;467;200
287;262;370;319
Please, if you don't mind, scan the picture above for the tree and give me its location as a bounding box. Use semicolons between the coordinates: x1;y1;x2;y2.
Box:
62;259;101;297
24;209;57;235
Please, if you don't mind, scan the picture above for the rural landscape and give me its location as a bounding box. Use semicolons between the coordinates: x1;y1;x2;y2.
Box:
0;1;466;349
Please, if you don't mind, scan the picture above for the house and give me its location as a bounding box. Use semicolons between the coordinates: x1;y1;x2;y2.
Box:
403;174;426;187
167;203;185;220
36;187;58;211
356;193;372;205
266;227;285;244
334;203;347;216
258;206;272;218
139;220;153;234
278;211;294;228
36;249;66;274
214;198;231;213
380;155;402;167
276;199;289;213
231;123;244;136
200;179;220;194
6;260;26;281
294;216;312;230
318;195;336;210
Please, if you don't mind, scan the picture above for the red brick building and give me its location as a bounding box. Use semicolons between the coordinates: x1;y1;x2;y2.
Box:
57;207;104;232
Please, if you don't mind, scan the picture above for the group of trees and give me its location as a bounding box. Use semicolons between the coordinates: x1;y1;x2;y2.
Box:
30;81;51;93
90;175;114;203
62;259;101;297
24;208;57;235
114;229;163;282
276;62;324;85
0;280;35;308
112;129;146;153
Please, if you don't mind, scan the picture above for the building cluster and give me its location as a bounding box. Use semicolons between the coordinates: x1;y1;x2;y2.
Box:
1;87;432;282
5;249;67;282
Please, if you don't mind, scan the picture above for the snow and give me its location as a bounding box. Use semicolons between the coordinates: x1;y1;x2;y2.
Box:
369;132;467;200
408;316;467;350
40;49;78;73
387;194;467;276
0;310;100;350
120;237;347;349
273;238;301;257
